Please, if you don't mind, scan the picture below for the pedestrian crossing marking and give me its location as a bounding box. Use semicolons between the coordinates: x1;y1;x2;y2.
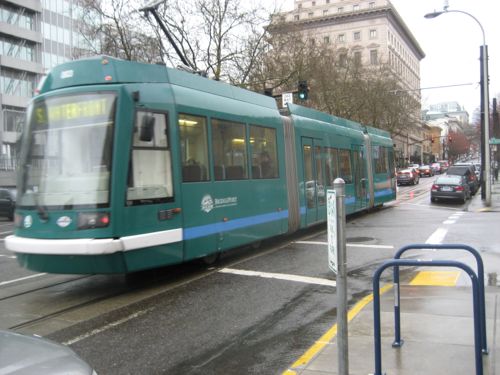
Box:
409;271;460;286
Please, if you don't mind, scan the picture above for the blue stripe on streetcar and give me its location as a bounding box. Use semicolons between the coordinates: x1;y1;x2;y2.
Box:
374;188;395;198
183;210;289;240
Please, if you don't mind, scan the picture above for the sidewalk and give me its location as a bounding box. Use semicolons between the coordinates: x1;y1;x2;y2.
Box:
284;182;500;375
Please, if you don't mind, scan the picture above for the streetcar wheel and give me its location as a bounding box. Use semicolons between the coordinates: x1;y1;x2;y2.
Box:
200;252;220;265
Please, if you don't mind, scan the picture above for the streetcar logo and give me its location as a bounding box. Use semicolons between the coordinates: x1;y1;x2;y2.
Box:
201;195;214;213
201;195;238;213
57;216;72;228
23;215;33;228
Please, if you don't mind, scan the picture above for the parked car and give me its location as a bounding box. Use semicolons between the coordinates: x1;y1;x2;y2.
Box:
397;168;419;185
446;164;480;194
0;187;16;220
454;161;481;179
0;330;97;375
431;175;471;203
407;166;420;176
430;162;442;174
437;160;449;173
418;165;434;177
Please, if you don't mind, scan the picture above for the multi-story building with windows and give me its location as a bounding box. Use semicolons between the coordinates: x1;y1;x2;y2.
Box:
0;0;86;185
273;0;426;165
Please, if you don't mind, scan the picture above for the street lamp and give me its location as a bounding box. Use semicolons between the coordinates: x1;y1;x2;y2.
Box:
425;9;491;206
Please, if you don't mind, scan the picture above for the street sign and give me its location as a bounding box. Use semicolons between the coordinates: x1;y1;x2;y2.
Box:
282;92;293;107
327;189;337;273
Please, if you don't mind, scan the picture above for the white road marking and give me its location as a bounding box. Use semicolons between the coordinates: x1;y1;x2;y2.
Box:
425;227;448;244
0;254;16;259
63;308;153;346
219;268;336;287
0;273;47;286
295;240;394;249
443;220;456;225
0;230;13;235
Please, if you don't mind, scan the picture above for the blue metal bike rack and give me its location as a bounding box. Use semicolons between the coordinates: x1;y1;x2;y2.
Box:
373;259;483;375
392;243;488;354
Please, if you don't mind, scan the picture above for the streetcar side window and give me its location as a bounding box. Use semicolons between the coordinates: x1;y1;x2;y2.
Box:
250;125;278;179
127;111;173;204
325;147;339;187
212;119;248;180
373;146;389;173
339;149;353;183
179;114;209;182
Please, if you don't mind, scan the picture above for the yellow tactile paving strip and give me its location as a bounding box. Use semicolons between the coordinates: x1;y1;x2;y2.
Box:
409;271;461;286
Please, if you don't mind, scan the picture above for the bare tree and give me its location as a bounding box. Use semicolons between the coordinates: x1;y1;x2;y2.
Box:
75;0;163;63
251;23;421;136
150;0;270;81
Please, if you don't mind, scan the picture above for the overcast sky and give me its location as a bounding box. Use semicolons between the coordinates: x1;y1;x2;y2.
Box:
275;0;500;119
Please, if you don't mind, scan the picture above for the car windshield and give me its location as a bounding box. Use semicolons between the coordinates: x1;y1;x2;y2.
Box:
18;92;116;209
436;175;461;185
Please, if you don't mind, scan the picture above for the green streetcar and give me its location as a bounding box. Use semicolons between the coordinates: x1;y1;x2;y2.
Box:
6;56;396;274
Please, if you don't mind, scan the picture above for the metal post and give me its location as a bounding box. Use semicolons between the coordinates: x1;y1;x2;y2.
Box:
334;178;348;375
482;44;491;206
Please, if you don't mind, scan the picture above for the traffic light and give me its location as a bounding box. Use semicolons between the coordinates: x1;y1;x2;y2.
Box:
298;80;309;100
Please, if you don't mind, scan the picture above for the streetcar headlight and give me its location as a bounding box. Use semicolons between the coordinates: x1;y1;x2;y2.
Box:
78;212;110;229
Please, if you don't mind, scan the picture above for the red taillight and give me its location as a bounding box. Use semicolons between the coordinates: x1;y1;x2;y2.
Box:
455;186;464;192
431;184;439;191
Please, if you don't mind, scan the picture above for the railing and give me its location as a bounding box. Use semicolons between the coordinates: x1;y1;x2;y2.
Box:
372;259;484;375
392;243;487;354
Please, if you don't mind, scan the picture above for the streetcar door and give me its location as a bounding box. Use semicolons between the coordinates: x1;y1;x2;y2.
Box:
302;138;325;225
352;145;368;210
123;110;184;269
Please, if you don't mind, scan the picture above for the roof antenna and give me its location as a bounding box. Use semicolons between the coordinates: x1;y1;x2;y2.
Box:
140;1;205;76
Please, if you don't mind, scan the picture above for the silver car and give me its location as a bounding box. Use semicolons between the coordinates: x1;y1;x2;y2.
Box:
0;330;97;375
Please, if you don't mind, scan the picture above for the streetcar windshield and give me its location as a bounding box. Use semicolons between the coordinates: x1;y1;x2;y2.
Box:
18;92;116;208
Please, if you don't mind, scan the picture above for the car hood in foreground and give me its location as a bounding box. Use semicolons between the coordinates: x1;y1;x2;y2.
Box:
0;330;95;375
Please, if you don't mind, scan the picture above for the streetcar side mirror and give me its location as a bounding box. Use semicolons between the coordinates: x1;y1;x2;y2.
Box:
139;115;155;142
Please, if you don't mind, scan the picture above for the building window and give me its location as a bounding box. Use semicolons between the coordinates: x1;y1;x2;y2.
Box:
326;0;330;3
353;31;361;41
370;50;378;65
339;54;347;67
308;12;314;17
324;36;330;44
338;7;344;13
294;14;300;21
369;2;375;8
353;4;359;11
354;51;362;65
370;29;377;39
298;3;302;8
312;1;316;5
323;9;328;15
337;34;345;43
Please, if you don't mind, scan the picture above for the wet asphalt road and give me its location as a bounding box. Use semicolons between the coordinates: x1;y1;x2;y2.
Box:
3;175;487;374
